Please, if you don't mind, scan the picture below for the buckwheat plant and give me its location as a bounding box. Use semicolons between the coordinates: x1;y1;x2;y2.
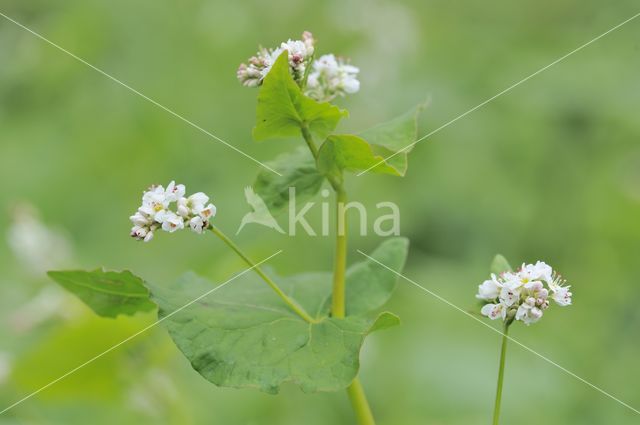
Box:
478;255;572;425
48;32;422;425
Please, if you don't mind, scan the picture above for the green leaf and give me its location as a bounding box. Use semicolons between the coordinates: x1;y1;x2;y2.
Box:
146;270;396;394
253;146;325;213
490;254;513;275
47;269;156;318
360;106;423;152
316;134;403;179
369;144;409;176
253;52;347;141
346;237;409;316
359;104;424;176
368;311;401;332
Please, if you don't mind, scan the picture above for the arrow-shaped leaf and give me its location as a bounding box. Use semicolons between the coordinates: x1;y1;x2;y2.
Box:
253;52;347;142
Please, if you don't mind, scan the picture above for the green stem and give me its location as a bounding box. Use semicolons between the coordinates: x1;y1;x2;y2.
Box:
300;53;315;89
333;188;376;425
492;323;510;425
332;187;347;319
208;225;317;324
301;123;319;159
347;379;376;425
300;124;342;192
300;123;376;425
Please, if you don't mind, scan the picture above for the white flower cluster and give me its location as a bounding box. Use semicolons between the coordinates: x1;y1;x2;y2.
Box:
237;31;315;87
237;31;360;102
477;261;572;325
130;181;216;242
305;54;360;102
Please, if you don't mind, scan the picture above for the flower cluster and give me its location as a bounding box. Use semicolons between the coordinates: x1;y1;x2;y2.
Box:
237;31;360;102
129;181;216;242
477;261;572;325
305;54;360;102
237;31;315;87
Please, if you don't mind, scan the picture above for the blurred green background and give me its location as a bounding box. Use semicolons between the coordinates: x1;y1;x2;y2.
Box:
1;1;639;424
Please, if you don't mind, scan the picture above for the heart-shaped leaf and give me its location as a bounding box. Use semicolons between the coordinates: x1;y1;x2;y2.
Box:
359;104;425;176
47;269;156;318
144;237;408;394
359;106;423;153
253;52;347;142
316;134;403;180
146;271;398;394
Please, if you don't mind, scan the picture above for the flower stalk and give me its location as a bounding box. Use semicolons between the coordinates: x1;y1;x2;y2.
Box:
129;181;317;324
208;224;317;324
492;322;510;425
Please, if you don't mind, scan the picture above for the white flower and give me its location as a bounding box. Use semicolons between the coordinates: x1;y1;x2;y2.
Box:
130;223;157;243
158;211;184;233
130;211;151;227
264;39;313;82
237;62;263;88
312;53;338;72
238;31;316;87
188;192;209;210
282;39;313;62
519;261;553;284
552;287;572;306
196;203;216;220
143;230;154;242
305;54;360;102
523;280;545;297
176;198;190;217
481;303;507;320
164;181;185;202
260;47;282;78
129;182;216;241
516;300;544;325
176;192;208;217
476;260;572;326
131;225;147;239
341;72;360;94
189;216;206;234
140;185;170;220
499;279;522;307
476;274;501;300
550;283;572;306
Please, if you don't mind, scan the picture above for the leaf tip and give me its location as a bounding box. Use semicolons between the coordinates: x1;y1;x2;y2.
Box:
490;254;513;275
368;311;401;333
